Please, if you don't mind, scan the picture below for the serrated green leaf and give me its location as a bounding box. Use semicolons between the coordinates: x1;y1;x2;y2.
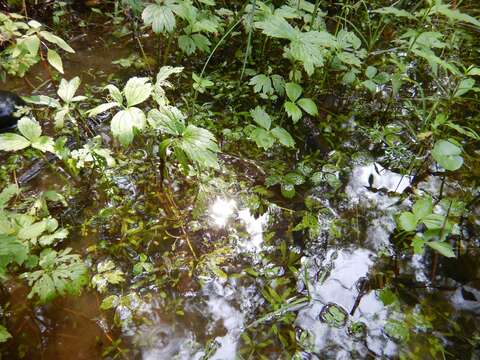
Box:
285;82;303;102
17;117;41;142
142;3;177;34
251;127;275;150
250;106;271;130
297;98;318;116
412;197;433;221
271;127;295;147
0;325;11;343
284;101;302;123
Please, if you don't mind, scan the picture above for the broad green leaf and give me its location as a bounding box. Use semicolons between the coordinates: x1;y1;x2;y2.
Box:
285;82;303;102
39;31;74;53
124;77;152;107
412;196;433;220
284;101;302;123
251;127;275;150
271;127;295;147
39;228;69;246
47;48;64;73
147;108;185;135
58;77;81;102
17;117;41;142
31;136;55;153
454;78;475;97
20;35;40;55
297;98;318;116
0;133;30;151
179;125;219;169
431;140;463;171
0;235;28;267
284;172;305;185
250;106;271;130
142;3;177;34
24;95;61;108
422;214;445;230
100;295;119;310
398;212;417;232
427;241;455;258
254;15;297;41
0;325;11;343
192;33;211;53
111;108;146;146
18;219;47;240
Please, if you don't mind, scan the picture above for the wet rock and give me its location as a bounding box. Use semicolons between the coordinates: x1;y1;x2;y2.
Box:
0;90;25;132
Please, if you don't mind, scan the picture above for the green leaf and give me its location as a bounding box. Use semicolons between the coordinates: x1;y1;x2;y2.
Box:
58;77;81;103
87;102;119;117
105;85;123;105
23;248;88;303
20;35;40;55
251;127;275;150
17;117;41;142
111;108;146;146
412;196;433;221
31;136;55;153
285;82;303;102
412;235;426;255
398;211;417;232
123;77;152;107
0;234;28;268
431;4;480;28
142;3;177;34
280;183;296;198
373;6;415;19
179;125;219;169
0;184;19;209
24;95;61;108
337;51;362;67
178;35;196;55
431;140;463;171
100;295;119;310
297;98;318;116
271;127;295;147
47;48;64;74
18;219;47;240
40;31;75;53
147;108;185;135
0;325;11;343
250;106;271;130
427;241;455;258
249;74;273;95
0;133;30;151
454;78;475;97
284;172;305;185
284;102;302;123
422;214;445;230
254;15;297;41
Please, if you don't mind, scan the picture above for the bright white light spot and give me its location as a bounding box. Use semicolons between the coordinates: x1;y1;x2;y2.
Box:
210;198;236;227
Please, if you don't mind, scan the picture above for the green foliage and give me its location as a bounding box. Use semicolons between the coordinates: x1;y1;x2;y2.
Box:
0;117;54;153
22;248;88;303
